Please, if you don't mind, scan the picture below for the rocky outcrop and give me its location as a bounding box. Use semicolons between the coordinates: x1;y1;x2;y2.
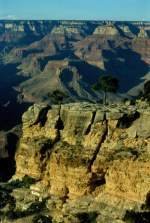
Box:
138;27;149;38
0;21;54;34
93;25;120;36
51;25;82;35
11;102;150;222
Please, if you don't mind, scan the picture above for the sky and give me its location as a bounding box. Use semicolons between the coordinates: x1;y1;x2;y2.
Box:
0;0;150;21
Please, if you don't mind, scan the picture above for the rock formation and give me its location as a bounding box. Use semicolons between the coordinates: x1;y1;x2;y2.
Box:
1;102;147;222
93;25;120;36
1;20;150;222
1;20;150;130
138;27;149;38
118;25;135;37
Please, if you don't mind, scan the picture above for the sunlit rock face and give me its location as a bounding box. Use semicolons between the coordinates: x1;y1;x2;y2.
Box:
9;102;150;222
138;27;149;38
93;25;120;36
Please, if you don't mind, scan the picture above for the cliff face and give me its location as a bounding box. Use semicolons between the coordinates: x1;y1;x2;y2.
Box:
9;102;150;222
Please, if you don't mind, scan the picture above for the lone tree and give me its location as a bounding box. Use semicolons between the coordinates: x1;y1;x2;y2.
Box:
50;90;68;104
92;75;119;105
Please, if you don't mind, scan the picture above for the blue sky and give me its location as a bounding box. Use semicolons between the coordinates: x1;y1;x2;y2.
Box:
0;0;150;21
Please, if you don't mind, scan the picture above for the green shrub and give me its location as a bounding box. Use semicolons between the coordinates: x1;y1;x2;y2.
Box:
32;214;52;223
75;212;98;223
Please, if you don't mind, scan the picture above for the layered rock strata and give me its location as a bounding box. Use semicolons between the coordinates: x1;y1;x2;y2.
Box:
12;102;150;222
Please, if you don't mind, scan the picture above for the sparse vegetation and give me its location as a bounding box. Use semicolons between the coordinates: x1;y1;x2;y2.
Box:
75;212;98;223
50;90;68;104
92;75;119;105
32;215;52;223
0;197;48;221
124;192;150;223
106;147;139;162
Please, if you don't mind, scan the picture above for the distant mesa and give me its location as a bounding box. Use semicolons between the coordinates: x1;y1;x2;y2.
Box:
51;25;81;35
93;24;120;36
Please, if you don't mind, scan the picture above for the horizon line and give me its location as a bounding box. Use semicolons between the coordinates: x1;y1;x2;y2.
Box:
0;19;150;22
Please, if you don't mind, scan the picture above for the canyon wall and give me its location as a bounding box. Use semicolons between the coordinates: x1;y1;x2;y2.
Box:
1;20;150;131
10;102;150;222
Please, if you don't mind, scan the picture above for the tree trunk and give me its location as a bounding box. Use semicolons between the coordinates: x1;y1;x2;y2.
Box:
103;90;106;105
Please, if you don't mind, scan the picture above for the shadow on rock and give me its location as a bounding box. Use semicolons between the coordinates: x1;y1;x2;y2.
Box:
102;47;149;93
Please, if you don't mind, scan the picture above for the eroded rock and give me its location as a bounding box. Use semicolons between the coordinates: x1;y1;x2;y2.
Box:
12;102;150;222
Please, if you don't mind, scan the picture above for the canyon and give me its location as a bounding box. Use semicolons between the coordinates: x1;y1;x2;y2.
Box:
0;20;150;129
0;21;150;222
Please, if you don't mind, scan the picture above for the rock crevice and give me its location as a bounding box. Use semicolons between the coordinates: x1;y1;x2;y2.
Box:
15;102;150;205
